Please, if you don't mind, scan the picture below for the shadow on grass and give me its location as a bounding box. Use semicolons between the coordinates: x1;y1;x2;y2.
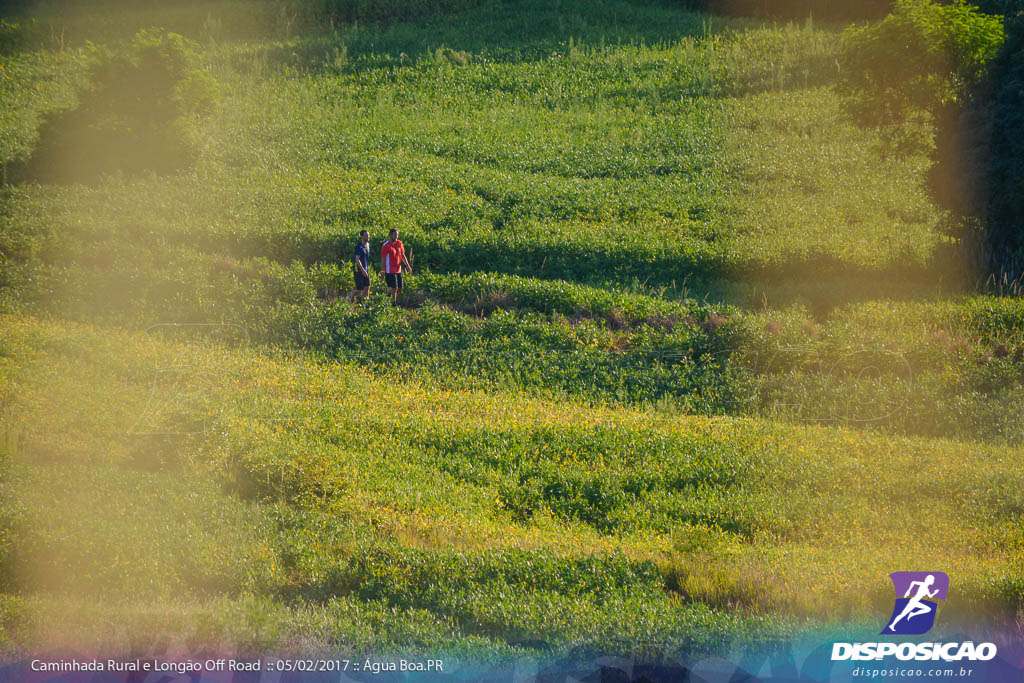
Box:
87;213;970;312
309;234;972;313
239;0;723;74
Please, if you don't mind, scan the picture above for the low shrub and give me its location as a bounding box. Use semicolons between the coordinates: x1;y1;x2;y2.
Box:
18;28;218;182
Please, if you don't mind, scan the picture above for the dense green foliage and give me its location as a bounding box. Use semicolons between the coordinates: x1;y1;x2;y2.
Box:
1;0;1022;664
838;0;1018;276
981;12;1024;272
15;29;218;182
0;49;82;172
930;5;1024;273
839;0;1004;130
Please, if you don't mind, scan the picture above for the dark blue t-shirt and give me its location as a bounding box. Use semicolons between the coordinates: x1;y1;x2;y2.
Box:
354;242;370;273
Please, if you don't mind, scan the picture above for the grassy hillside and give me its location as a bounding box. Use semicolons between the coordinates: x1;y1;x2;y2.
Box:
1;315;1021;657
1;0;1022;664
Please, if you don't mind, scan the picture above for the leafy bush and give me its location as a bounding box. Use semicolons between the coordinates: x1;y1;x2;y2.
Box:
0;51;86;174
839;0;1004;131
18;28;218;182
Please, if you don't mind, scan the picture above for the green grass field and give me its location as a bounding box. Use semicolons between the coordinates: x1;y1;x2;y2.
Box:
1;0;1022;665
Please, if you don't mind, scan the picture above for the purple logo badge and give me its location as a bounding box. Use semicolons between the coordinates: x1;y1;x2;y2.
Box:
882;572;949;635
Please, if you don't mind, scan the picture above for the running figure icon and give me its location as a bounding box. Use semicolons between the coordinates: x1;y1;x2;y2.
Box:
888;575;939;632
882;571;949;635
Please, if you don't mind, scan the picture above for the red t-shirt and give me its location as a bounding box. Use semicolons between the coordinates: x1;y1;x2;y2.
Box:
381;239;405;274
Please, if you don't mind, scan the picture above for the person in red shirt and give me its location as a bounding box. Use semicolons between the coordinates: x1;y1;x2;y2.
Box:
380;228;412;305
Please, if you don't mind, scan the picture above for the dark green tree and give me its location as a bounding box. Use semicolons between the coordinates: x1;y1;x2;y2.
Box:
985;14;1024;270
928;2;1023;274
837;1;1023;275
839;0;1004;132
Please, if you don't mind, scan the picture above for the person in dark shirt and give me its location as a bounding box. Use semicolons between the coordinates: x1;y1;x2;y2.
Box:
348;229;372;302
